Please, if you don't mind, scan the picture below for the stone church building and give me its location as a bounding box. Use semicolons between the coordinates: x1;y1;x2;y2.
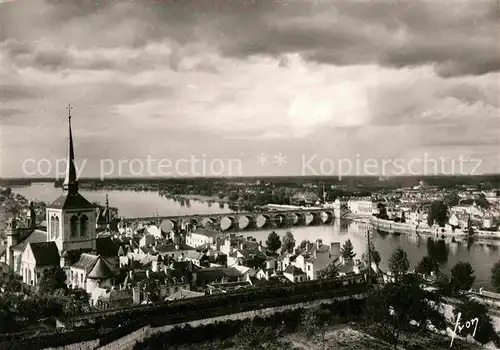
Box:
2;113;117;291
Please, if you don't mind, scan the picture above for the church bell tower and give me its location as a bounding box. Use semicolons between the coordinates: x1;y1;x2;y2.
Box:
46;105;97;263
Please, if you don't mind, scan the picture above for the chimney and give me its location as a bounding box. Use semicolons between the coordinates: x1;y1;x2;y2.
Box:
132;286;141;304
330;242;340;256
305;243;311;252
316;239;322;249
239;242;244;250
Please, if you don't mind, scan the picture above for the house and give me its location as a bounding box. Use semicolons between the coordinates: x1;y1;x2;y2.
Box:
277;252;297;272
186;228;220;248
184;251;210;267
256;268;275;281
155;243;197;261
191;266;245;292
292;240;341;281
347;198;373;216
69;253;117;293
283;264;306;283
20;241;60;287
139;234;156;247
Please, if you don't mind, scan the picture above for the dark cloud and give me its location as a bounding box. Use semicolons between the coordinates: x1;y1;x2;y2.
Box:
210;2;500;78
0;84;40;101
1;1;498;77
192;60;219;73
0;108;23;118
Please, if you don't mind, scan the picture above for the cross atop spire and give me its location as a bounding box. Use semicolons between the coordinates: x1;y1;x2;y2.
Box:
66;104;73;119
63;104;78;194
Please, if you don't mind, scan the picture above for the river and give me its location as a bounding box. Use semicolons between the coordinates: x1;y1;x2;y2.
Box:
15;183;500;289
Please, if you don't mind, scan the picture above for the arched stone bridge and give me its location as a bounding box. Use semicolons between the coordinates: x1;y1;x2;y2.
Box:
122;208;341;232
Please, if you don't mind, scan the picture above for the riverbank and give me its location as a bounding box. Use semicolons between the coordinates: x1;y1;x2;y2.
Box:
175;194;230;204
370;217;500;241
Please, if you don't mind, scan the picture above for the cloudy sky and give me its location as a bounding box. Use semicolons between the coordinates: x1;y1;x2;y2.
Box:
1;0;499;178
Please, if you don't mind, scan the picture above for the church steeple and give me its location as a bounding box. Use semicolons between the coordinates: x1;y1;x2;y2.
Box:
105;194;110;225
63;104;78;194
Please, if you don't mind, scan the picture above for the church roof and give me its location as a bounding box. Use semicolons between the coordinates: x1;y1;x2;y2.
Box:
96;236;119;257
87;256;116;279
29;242;60;266
71;253;99;272
47;192;96;210
12;229;48;252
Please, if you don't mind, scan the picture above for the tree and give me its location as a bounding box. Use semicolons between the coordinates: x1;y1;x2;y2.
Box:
265;231;281;253
38;267;67;293
427;200;448;227
299;240;311;249
443;192;460;207
366;274;445;349
415;256;439;276
475;193;490;209
491;261;500;292
234;320;288;349
453;299;497;345
362;242;381;267
435;274;452;297
377;203;388;219
340;239;356;261
317;261;340;279
227;192;239;202
450;262;475;293
301;306;331;349
281;231;295;253
2;273;22;293
388;247;409;277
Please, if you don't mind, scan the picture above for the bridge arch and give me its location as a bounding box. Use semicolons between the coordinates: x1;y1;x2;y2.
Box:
238;215;255;230
272;213;287;227
220;216;236;231
201;217;217;228
291;212;306;226
320;211;334;224
160;219;178;233
256;214;271;229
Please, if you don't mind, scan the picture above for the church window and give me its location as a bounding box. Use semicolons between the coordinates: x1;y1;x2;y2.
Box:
80;215;89;237
50;216;56;240
53;216;60;239
70;216;79;237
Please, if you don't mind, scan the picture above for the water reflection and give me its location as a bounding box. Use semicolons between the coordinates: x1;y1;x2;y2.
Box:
427;238;449;264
